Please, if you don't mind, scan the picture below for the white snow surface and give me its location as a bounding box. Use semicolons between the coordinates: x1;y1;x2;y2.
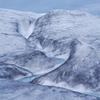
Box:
0;8;43;57
0;9;100;100
29;10;100;60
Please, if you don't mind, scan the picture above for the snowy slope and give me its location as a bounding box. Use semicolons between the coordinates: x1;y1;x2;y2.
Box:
0;79;99;100
0;8;43;60
0;9;63;78
29;10;100;95
29;10;100;60
0;63;33;80
5;50;64;75
32;39;100;92
0;8;43;38
0;9;100;100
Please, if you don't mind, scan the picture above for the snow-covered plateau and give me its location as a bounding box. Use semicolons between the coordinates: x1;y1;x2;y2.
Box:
0;8;100;100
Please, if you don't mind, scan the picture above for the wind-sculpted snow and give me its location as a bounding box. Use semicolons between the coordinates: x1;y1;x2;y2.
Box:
29;10;100;59
0;63;33;80
0;79;99;100
29;10;100;96
0;8;43;38
5;50;64;75
0;9;100;100
32;39;100;93
0;8;44;59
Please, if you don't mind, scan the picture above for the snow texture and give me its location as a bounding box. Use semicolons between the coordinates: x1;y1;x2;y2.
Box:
0;9;100;100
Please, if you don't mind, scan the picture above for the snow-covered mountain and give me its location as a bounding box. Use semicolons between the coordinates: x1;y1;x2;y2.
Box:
0;8;43;38
30;10;100;91
0;9;100;100
0;8;44;59
29;10;100;60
